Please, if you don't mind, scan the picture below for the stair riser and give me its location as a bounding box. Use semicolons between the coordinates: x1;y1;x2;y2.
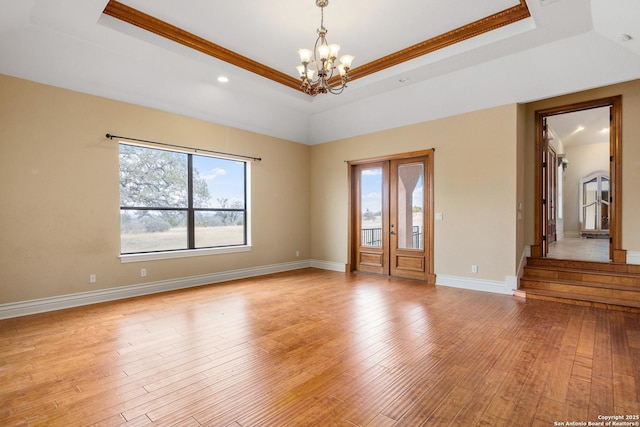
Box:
523;268;640;287
520;280;640;302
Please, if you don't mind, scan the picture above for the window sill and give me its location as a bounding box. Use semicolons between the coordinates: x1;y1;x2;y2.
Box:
119;245;252;263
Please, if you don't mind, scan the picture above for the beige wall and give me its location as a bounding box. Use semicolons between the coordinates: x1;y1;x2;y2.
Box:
0;74;311;304
523;79;640;252
310;104;520;282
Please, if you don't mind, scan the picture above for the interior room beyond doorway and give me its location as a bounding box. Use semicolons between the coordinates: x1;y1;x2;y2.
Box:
544;105;612;263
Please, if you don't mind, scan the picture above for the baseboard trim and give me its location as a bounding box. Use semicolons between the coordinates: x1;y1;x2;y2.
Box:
628;251;640;265
309;259;346;272
0;260;313;320
516;246;531;288
436;275;514;296
0;260;527;319
505;275;519;291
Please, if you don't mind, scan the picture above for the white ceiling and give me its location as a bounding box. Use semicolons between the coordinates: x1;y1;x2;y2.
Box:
547;106;610;148
1;0;640;145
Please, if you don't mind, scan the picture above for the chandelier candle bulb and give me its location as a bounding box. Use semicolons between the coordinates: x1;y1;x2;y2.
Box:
318;44;330;60
340;55;354;69
298;49;312;64
329;44;340;58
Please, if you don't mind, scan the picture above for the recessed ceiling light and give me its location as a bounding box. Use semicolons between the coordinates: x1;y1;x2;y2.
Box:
571;125;585;135
617;34;632;42
398;77;410;83
217;76;229;83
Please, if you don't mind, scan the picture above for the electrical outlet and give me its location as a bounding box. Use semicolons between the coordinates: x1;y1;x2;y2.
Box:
471;265;478;273
140;268;147;277
296;251;300;257
89;274;96;283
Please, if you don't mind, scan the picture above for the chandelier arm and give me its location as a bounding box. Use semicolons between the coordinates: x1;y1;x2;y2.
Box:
327;81;347;95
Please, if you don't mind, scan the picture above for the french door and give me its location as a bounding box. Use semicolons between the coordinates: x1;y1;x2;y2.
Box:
349;151;434;282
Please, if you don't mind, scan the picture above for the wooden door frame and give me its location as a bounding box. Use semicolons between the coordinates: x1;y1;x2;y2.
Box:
531;96;625;263
347;149;435;283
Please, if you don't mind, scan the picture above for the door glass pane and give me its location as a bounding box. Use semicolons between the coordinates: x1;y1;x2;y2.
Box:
582;178;598;230
360;167;382;247
557;164;563;219
601;177;610;204
584;204;596;230
583;178;597;205
600;203;609;230
600;177;610;230
397;163;424;249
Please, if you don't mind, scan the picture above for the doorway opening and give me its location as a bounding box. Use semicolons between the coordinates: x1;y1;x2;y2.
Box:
532;96;625;263
348;150;435;282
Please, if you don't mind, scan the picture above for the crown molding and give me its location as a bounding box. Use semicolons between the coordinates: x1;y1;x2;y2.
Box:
103;0;531;95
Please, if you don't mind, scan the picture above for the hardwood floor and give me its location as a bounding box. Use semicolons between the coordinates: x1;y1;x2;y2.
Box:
1;268;639;426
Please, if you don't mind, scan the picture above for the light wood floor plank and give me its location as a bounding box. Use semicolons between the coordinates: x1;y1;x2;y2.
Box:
565;377;591;422
391;363;472;425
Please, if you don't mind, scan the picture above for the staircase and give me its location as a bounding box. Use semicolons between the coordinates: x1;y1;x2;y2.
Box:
519;257;640;312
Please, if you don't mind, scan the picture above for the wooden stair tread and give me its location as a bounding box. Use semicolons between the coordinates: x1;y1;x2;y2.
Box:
520;275;640;292
526;257;640;274
524;265;640;279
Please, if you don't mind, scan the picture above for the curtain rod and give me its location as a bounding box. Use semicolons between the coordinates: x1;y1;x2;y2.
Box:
105;134;262;162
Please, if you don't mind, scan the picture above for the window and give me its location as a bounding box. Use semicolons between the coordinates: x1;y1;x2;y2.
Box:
119;143;249;256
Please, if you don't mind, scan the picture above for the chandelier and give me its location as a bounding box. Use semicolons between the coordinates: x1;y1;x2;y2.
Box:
296;0;355;95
